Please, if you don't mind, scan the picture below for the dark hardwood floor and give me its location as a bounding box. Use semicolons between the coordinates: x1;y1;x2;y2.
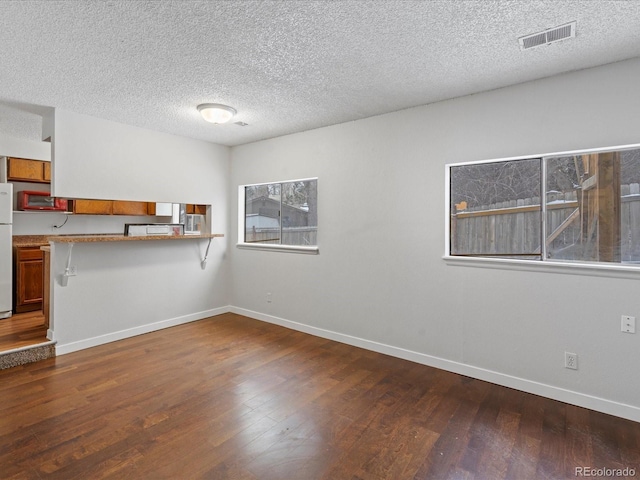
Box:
1;313;638;479
0;311;48;352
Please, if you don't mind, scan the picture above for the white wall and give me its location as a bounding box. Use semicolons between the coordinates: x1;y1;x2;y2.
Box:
12;210;163;236
230;58;640;422
0;132;50;161
1;133;165;236
3;115;231;355
45;113;231;352
50;236;228;353
52;109;225;205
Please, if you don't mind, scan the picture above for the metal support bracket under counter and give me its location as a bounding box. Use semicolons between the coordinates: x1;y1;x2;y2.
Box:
49;233;224;286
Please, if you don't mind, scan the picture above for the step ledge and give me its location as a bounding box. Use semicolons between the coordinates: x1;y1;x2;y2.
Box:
0;340;57;357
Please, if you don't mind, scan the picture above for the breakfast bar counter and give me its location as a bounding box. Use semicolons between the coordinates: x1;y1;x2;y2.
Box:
48;233;224;243
44;229;227;355
14;233;224;246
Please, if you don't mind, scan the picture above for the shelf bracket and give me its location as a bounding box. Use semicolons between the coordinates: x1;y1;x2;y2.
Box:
60;242;75;287
201;237;212;270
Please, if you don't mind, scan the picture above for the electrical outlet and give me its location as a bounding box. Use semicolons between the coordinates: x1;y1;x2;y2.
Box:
266;292;272;304
621;315;636;334
66;266;77;276
565;352;578;370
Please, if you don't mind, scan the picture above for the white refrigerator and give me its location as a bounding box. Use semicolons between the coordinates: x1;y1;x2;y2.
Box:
0;183;13;319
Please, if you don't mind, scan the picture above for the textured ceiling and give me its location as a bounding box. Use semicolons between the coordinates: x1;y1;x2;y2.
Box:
1;0;640;147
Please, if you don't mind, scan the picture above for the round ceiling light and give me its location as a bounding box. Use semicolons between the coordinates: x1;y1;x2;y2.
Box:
197;103;237;124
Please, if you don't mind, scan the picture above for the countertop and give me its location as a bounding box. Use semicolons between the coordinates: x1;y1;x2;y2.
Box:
14;233;223;246
12;235;51;247
49;233;223;243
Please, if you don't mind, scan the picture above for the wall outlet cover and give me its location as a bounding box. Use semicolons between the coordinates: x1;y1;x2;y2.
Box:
621;315;636;334
565;352;578;370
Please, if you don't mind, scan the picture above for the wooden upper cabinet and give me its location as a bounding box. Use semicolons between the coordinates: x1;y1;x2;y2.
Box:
72;199;152;216
186;204;207;214
7;157;51;184
43;161;51;182
112;201;149;216
72;199;113;215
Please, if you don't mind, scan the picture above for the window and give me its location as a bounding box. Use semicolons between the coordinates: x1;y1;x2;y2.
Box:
450;158;542;259
448;145;640;266
239;178;318;253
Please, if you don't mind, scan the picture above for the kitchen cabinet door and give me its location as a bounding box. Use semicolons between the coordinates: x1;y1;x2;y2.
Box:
72;199;113;215
193;204;207;215
43;161;51;182
14;247;44;313
42;248;50;328
186;204;207;215
72;199;152;215
112;201;149;216
7;157;50;184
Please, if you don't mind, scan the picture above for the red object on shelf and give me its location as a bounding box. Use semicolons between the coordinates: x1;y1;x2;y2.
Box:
17;190;67;211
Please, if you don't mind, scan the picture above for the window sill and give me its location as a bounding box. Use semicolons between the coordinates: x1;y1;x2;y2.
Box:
236;243;319;255
443;255;640;279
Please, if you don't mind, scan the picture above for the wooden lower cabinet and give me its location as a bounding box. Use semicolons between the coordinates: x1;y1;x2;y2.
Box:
42;247;50;328
14;246;44;313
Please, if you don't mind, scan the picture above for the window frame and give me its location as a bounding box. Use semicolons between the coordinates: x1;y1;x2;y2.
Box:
237;177;319;254
444;143;640;278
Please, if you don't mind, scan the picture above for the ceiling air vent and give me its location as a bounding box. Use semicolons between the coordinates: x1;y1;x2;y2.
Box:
519;21;576;50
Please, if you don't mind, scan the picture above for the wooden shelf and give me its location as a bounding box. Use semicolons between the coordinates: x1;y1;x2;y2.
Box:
13;211;73;214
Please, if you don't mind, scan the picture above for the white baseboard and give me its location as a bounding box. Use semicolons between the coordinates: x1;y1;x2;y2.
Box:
230;306;640;423
55;306;231;355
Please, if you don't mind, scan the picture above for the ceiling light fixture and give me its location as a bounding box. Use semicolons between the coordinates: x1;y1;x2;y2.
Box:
197;103;237;124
